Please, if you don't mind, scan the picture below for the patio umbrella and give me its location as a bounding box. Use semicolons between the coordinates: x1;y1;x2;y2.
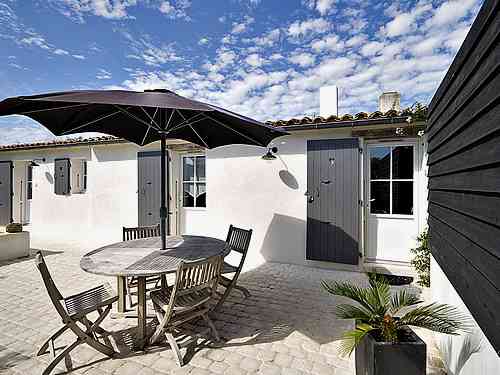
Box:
0;89;288;249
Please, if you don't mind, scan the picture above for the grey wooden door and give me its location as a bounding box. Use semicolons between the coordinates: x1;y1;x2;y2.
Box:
0;161;13;225
306;138;360;264
138;151;163;227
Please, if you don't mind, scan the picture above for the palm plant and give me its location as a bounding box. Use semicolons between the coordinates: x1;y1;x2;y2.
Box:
322;278;470;356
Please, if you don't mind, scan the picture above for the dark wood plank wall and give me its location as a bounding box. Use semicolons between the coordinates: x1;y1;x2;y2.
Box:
426;0;500;352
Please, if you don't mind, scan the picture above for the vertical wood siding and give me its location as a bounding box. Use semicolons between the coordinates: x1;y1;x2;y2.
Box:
427;0;500;352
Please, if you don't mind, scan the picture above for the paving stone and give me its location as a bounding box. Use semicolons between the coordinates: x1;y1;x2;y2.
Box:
0;241;442;375
239;356;261;372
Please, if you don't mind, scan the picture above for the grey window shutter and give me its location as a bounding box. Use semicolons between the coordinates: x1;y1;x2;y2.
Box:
54;159;71;195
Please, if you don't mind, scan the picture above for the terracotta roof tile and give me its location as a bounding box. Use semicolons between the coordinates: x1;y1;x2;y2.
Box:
0;135;125;151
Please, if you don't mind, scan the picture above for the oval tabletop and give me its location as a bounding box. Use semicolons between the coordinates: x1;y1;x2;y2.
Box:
80;235;230;277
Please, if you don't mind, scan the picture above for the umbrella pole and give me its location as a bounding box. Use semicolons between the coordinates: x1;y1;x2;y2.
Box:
160;132;168;250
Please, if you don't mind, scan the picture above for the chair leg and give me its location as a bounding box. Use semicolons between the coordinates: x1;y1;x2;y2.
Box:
150;303;169;345
126;277;134;309
165;331;183;367
42;339;81;375
234;285;251;298
202;314;220;342
213;283;234;312
37;325;70;356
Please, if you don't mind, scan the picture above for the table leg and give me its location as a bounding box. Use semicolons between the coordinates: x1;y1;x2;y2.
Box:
137;276;147;350
117;276;126;313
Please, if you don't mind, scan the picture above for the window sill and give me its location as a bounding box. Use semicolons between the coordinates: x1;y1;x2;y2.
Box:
181;207;207;211
369;213;415;219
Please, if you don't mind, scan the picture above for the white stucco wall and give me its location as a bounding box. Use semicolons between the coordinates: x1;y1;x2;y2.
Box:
431;257;500;375
1;129;426;270
200;128;365;271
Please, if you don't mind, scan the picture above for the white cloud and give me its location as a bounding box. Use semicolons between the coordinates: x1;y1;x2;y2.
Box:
310;33;343;52
316;0;335;15
96;68;112;80
53;48;70;55
72;54;86;59
244;28;281;47
158;0;191;20
360;41;384;56
198;37;209;45
289;52;315;67
48;0;138;22
345;34;366;47
231;15;254;34
426;0;477;27
203;49;237;72
245;53;265;67
383;3;432;37
288;18;330;39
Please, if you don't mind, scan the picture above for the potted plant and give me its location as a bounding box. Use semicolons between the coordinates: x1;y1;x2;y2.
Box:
322;278;469;375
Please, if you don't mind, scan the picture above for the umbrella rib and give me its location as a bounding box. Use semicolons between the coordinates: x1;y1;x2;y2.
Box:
166;112;205;133
18;103;91;115
165;108;175;130
140;107;158;145
61;109;122;135
113;105;161;132
140;107;160;129
202;113;267;147
175;109;209;148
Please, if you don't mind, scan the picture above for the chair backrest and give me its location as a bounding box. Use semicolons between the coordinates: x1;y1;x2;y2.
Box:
164;256;223;318
226;225;253;255
35;251;69;320
123;224;160;241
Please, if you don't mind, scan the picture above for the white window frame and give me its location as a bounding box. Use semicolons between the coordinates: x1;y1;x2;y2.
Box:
368;142;415;218
181;154;206;209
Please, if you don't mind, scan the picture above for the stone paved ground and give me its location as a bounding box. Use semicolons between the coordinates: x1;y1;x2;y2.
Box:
0;239;443;375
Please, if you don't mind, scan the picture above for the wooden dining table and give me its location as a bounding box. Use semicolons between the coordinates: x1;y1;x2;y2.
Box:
80;235;230;349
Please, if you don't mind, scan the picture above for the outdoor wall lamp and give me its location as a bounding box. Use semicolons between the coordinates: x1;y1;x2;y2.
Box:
29;158;46;167
262;147;278;161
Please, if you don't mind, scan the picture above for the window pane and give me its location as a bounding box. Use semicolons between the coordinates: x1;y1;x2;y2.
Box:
392;146;413;179
183;157;195;182
393;181;413;215
370;147;390;179
196;157;205;182
183;183;195;207
197;183;206;207
370;181;390;214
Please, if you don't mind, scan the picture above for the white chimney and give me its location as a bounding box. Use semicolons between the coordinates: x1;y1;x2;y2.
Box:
320;85;339;118
379;91;401;112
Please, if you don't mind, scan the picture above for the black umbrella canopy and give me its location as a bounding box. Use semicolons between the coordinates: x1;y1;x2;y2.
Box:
0;89;288;249
0;89;287;149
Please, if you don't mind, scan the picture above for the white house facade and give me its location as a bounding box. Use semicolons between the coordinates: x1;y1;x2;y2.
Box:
0;93;428;274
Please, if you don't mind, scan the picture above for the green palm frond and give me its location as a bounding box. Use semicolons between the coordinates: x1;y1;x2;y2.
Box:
336;304;374;321
322;280;375;314
338;323;375;357
398;303;471;334
365;279;391;316
389;289;422;315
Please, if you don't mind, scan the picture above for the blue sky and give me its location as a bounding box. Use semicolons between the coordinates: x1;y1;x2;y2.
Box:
0;0;482;145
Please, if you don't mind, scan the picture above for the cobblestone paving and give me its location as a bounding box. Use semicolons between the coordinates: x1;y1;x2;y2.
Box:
0;239;443;374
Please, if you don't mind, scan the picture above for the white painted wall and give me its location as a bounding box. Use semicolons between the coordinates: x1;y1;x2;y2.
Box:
1;129;426;271
431;257;500;375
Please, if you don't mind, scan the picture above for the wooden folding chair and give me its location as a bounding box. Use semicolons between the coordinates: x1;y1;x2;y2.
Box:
122;224;162;308
214;225;253;311
149;255;223;366
35;251;117;375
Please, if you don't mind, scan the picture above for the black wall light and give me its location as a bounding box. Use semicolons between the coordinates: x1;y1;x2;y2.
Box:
262;146;278;160
29;158;46;167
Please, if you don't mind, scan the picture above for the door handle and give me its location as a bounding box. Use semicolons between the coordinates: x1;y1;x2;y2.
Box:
320;220;331;224
321;179;331;184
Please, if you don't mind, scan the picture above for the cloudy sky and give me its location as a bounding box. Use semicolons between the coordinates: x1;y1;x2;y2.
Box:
0;0;483;145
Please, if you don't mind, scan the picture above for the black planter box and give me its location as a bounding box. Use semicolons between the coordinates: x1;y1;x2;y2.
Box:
355;327;426;375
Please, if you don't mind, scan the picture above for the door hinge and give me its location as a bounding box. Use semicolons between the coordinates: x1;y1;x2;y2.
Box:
359;200;363;206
